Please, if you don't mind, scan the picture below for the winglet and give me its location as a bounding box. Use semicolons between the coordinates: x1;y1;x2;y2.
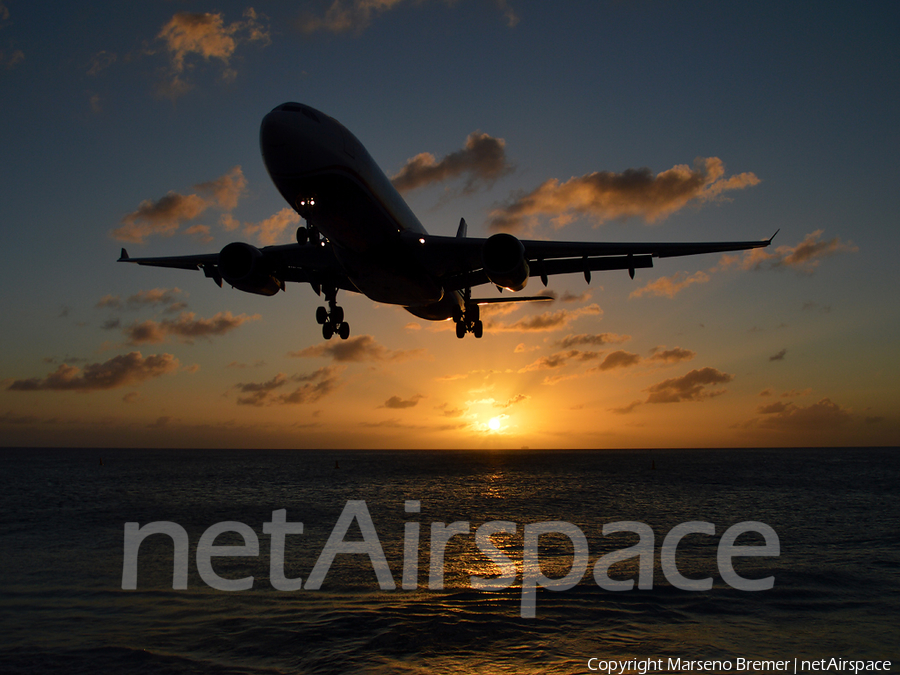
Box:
456;218;468;239
768;229;780;244
118;248;129;261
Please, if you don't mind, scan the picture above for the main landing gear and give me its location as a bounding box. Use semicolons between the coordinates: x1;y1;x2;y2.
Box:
454;292;483;339
316;286;349;340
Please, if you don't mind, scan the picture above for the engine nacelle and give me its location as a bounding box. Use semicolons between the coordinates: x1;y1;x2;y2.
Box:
482;233;529;292
218;242;283;296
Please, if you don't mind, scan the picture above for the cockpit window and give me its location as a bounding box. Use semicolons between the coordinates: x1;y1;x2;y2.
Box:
277;102;320;123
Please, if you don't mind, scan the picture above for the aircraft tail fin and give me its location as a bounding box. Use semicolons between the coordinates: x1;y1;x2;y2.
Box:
119;248;129;261
456;218;468;239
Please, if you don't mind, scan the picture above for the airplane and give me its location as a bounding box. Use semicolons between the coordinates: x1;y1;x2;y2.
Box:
119;101;775;340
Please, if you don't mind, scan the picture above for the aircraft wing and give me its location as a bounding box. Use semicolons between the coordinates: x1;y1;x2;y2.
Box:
118;242;354;292
422;230;778;292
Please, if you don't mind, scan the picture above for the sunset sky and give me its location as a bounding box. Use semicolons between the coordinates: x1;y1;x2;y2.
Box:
1;1;897;449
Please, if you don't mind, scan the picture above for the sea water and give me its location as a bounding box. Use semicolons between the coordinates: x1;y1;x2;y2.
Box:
0;447;897;673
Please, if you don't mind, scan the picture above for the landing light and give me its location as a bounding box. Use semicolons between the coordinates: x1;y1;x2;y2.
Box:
418;238;426;244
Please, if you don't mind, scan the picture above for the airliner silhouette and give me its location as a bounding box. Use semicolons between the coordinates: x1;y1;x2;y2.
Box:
120;102;774;340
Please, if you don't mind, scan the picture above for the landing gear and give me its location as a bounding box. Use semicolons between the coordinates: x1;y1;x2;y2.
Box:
454;292;483;339
316;286;349;340
296;225;321;245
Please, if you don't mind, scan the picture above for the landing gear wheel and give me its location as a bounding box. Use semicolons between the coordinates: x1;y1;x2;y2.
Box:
473;320;483;339
456;321;466;339
316;306;328;325
322;323;334;340
338;322;350;340
332;306;344;325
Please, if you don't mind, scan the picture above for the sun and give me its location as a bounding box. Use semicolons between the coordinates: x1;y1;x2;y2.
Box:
488;416;501;431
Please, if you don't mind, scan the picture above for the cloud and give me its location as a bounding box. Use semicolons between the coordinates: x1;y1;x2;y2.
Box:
288;334;427;362
88;50;116;76
594;350;641;371
242;207;301;245
488;303;602;332
519;350;601;372
556;332;630;348
111;167;246;243
645;367;734;403
156;9;270;98
391;132;512;194
382;394;424;409
7;352;180;392
489;157;759;232
647;346;696;364
630;270;710;299
769;348;787;362
236;367;342;406
124;311;260;344
748;397;853;430
297;0;519;34
718;230;857;273
494;394;529;408
0;48;24;70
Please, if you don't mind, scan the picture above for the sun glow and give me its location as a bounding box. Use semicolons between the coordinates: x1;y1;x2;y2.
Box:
488;416;502;431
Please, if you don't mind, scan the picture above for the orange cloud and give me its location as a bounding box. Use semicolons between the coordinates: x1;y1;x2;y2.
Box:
111;167;246;243
489;157;759;232
243;207;301;245
156;9;270;97
629;270;710;299
7;352;180;392
391;132;512;194
718;230;857;273
124;311;259;344
518;350;602;372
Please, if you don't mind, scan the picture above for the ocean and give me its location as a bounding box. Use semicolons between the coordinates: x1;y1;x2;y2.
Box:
0;447;897;674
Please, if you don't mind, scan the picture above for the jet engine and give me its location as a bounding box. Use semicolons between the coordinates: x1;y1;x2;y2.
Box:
482;233;529;292
218;242;283;296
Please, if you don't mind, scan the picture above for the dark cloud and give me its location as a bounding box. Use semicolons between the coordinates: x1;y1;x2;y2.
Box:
519;350;601;372
288;334;427;362
645;367;734;403
556;332;630;348
648;346;696;364
494;394;529;409
382;394;424;409
488;304;602;333
595;350;641;371
489;157;759;232
769;348;787;362
124;311;259;345
749;398;853;430
391;132;512;194
7;352;180;392
236;367;342;406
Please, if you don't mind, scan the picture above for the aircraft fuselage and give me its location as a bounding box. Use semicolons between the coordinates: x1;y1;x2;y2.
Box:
259;102;459;318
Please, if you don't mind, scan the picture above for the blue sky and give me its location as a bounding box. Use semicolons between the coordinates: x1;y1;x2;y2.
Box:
1;1;897;448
